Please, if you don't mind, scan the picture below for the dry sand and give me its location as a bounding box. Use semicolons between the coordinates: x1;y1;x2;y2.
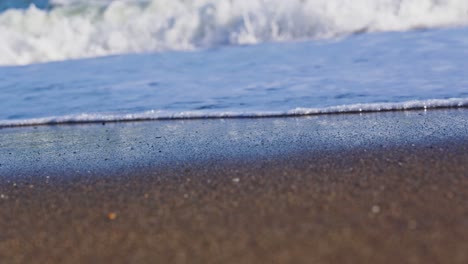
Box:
0;109;467;263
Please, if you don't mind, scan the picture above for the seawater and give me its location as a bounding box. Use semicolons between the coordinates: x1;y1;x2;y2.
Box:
0;0;467;127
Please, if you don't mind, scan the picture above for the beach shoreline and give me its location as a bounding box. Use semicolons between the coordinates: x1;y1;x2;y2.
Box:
1;109;467;263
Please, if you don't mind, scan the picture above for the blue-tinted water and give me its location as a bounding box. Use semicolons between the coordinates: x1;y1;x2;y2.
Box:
0;1;467;127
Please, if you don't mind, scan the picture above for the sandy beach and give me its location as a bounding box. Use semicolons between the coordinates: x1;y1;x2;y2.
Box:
0;109;467;263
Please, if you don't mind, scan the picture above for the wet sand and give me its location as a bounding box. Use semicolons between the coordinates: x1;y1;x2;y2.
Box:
0;109;467;263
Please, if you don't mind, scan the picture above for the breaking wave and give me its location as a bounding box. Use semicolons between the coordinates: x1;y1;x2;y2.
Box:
1;0;468;65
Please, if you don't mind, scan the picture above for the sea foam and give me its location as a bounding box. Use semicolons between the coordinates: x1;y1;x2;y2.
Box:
1;0;468;65
1;98;467;128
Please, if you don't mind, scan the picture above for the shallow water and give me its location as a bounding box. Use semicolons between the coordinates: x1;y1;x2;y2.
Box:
0;1;467;127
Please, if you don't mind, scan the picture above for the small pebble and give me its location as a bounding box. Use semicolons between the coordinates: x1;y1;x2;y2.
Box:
446;192;454;199
408;220;418;230
232;178;240;183
371;205;380;214
107;212;117;220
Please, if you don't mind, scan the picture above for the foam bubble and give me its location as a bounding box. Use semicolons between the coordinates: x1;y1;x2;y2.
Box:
1;0;468;65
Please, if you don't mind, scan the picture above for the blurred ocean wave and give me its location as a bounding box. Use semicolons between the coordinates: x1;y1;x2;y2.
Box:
1;0;468;65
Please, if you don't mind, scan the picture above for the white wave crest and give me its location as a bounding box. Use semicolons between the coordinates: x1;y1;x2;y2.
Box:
1;98;467;128
1;0;468;65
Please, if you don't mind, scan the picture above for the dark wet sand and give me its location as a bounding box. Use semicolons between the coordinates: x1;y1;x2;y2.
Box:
0;109;467;263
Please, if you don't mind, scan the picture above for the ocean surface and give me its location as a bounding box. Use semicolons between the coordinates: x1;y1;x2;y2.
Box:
1;0;468;127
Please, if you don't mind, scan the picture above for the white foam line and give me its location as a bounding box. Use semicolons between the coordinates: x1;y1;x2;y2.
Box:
1;98;467;128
